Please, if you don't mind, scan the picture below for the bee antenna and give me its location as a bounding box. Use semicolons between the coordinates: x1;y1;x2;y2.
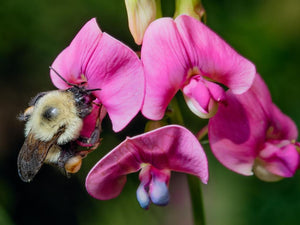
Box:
86;88;101;92
49;66;75;87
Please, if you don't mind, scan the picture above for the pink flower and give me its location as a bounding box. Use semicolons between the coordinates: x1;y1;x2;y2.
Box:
50;18;144;145
141;15;256;119
208;74;300;181
85;125;208;209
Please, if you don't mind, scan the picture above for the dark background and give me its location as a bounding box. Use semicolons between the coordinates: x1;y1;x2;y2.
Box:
0;0;299;224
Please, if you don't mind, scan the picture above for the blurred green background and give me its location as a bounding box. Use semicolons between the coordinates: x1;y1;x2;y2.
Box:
0;0;299;224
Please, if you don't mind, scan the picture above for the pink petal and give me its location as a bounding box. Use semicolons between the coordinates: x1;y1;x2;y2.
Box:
50;18;102;89
141;18;190;120
175;15;256;94
183;78;226;118
84;33;144;132
268;104;298;141
182;78;210;114
249;74;273;116
208;75;272;175
77;101;107;147
86;125;208;200
259;142;299;177
204;80;226;102
51;18;144;132
141;15;255;120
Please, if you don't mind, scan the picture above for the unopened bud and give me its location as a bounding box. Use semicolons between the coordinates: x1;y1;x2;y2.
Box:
125;0;159;45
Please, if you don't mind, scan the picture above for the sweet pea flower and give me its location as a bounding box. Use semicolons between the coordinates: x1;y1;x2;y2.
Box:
141;15;256;120
208;74;300;181
85;125;208;209
50;18;144;146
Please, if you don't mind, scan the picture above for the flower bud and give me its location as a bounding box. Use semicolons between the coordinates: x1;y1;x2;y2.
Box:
125;0;158;45
174;0;206;22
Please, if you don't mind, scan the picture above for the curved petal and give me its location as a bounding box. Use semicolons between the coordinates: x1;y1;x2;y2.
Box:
51;18;144;132
259;142;299;177
249;74;273;116
86;125;208;200
208;74;273;175
141;15;255;120
208;93;268;175
268;104;298;141
204;80;226;102
141;18;189;120
86;142;142;200
175;15;256;94
77;102;107;147
84;33;144;132
50;18;102;89
130;125;208;182
182;78;210;114
182;78;226;118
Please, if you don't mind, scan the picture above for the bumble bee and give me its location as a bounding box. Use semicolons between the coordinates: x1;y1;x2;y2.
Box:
17;67;101;182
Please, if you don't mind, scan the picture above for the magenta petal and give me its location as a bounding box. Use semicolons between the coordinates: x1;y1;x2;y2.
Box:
50;18;102;89
208;74;273;175
86;142;142;200
209;93;263;175
84;33;144;132
268;104;298;141
182;78;210;113
204;80;226;102
175;15;256;94
77;102;107;147
131;125;209;183
86;125;208;200
141;18;189;120
259;142;299;177
51;18;144;132
141;15;255;120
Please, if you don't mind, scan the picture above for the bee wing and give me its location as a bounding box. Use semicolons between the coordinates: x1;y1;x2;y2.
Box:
17;131;61;182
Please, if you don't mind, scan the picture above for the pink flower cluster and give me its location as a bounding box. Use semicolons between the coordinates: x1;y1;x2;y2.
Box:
50;15;299;208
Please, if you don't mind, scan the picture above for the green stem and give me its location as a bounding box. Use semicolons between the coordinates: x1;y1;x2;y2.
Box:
188;175;206;225
168;96;206;225
155;0;162;18
196;125;208;141
174;0;206;23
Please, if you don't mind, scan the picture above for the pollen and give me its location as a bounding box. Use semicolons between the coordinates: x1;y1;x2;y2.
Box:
65;156;82;174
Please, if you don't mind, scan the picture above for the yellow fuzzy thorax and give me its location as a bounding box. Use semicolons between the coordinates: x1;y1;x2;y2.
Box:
25;90;83;144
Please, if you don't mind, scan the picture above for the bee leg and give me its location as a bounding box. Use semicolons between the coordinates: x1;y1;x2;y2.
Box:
77;121;101;149
55;142;81;176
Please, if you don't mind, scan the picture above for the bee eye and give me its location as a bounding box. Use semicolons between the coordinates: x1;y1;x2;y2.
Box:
42;107;59;120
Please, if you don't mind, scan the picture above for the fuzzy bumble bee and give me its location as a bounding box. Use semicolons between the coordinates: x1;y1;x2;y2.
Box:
17;67;101;182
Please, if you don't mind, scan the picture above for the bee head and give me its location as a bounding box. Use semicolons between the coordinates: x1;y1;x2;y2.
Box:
49;66;101;118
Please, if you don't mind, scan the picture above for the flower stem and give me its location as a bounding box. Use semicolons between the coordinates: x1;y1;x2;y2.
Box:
155;0;162;18
168;96;206;225
167;97;185;125
187;175;206;225
196;125;208;141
